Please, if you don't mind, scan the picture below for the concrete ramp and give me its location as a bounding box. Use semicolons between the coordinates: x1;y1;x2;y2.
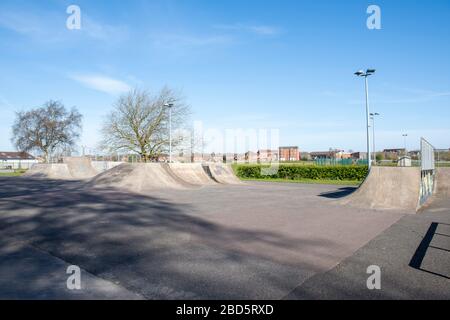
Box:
89;163;193;193
23;164;73;180
339;167;421;212
168;163;217;186
64;157;98;179
435;168;450;198
23;157;99;180
91;161;124;174
207;164;242;185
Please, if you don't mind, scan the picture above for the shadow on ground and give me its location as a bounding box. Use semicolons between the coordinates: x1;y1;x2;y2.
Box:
0;177;340;299
319;187;357;199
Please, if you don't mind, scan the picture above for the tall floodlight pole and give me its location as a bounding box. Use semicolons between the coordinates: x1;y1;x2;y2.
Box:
370;112;380;163
402;133;408;156
164;103;174;163
355;69;376;170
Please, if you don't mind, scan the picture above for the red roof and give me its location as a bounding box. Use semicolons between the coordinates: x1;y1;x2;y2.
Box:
0;152;36;160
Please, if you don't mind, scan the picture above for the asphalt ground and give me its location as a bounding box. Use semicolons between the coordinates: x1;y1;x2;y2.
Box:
286;182;450;299
0;177;436;299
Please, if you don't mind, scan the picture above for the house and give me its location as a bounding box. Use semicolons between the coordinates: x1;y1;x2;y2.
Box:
335;151;352;159
351;152;368;160
384;148;406;153
279;146;299;161
0;151;38;169
310;151;332;160
257;149;278;162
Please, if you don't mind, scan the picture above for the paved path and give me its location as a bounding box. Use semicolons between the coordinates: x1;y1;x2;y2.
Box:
0;178;405;299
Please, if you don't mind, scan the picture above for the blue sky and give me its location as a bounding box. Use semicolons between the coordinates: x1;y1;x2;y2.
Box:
0;0;449;153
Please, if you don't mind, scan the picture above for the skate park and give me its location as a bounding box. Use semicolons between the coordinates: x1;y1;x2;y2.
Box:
0;152;448;299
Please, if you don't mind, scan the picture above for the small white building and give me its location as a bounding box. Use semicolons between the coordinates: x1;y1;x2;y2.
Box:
0;151;39;169
398;156;412;167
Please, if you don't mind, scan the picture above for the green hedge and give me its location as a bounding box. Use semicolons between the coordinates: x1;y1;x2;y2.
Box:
235;165;368;181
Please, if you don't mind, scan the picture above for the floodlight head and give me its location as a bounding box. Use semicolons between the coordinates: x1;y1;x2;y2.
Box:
366;69;376;74
354;70;365;76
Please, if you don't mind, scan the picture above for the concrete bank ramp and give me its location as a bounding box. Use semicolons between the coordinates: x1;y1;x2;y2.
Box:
207;164;243;185
91;161;124;174
168;163;217;186
23;163;73;180
89;163;194;192
64;157;98;179
339;167;421;212
23;157;99;180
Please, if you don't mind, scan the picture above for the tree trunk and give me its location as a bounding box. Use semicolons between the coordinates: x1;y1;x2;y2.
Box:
44;149;49;164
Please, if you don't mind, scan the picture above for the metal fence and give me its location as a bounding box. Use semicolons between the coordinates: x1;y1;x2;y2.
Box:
314;158;368;166
0;161;37;170
419;138;436;206
421;138;435;171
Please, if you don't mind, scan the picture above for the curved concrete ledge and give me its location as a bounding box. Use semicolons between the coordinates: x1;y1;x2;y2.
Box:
339;167;421;212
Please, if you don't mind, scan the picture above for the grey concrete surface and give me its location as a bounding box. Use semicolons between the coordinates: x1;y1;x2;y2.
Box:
0;239;143;299
0;177;408;299
339;167;422;211
285;183;450;300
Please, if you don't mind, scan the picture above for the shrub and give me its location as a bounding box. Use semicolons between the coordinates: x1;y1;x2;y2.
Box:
235;164;368;181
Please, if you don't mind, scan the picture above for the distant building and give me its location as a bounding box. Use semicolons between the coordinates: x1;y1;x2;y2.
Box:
383;148;406;160
300;152;311;161
383;148;406;155
279;146;299;161
408;150;421;160
351;152;368;160
335;151;352;159
310;151;331;160
398;156;412;167
257;149;278;162
0;151;38;169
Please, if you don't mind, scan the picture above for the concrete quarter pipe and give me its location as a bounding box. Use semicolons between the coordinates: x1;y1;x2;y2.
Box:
435;167;450;199
23;157;100;180
207;164;243;185
339;167;422;212
64;157;98;179
23;163;73;180
168;163;217;186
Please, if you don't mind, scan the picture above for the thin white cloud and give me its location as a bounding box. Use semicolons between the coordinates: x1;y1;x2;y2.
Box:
214;23;281;36
346;86;450;106
82;17;129;42
0;9;127;43
150;33;234;49
70;74;131;95
0;10;61;40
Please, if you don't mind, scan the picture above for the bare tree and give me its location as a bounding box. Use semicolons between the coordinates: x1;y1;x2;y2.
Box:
11;101;82;162
101;87;190;162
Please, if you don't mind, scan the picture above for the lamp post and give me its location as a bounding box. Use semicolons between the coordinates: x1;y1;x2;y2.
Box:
370;112;380;164
355;69;376;169
164;103;174;163
402;133;408;156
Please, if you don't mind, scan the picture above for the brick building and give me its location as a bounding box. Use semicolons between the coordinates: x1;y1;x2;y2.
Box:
279;146;299;161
